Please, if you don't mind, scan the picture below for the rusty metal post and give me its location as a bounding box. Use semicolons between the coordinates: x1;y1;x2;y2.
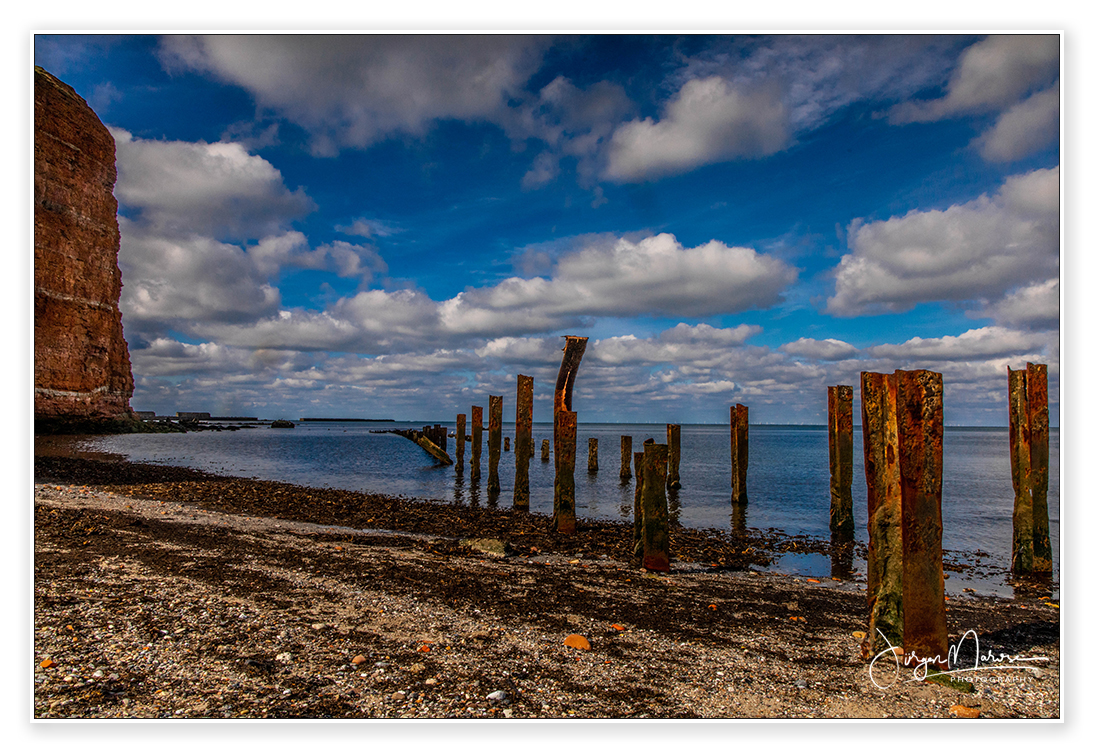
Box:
588;437;598;473
433;424;447;452
488;395;502;495
828;385;854;537
504;437;510;452
633;449;646;560
730;404;749;504
641;442;670;572
895;369;947;669
514;374;533;510
1008;367;1033;574
554;336;588;471
470;405;483;484
1026;363;1052;574
541;439;549;461
554;410;577;534
620;436;632;480
455;413;466;472
861;372;902;655
666;424;681;490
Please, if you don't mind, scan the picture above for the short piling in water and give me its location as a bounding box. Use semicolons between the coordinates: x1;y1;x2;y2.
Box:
504;437;510;452
541;439;550;461
470;406;483;484
640;442;670;572
554;410;578;534
455;413;466;472
632;449;645;559
620;436;632;480
588;437;599;473
488;395;502;495
514;375;533;509
730;404;749;504
861;372;902;655
666;424;681;490
828;386;854;537
895;369;947;669
1009;363;1052;576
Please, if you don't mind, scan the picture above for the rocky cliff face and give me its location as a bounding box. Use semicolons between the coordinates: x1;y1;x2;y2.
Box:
34;66;134;429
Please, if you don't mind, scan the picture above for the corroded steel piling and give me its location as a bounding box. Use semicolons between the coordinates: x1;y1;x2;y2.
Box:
640;442;670;572
633;449;645;559
1027;363;1052;574
895;369;947;669
588;437;599;473
455;413;466;472
1009;367;1032;574
514;375;533;509
470;406;483;484
541;439;550;461
620;436;633;480
554;336;588;469
554;410;578;534
828;385;854;537
861;372;903;655
666;424;681;490
488;395;502;495
730;404;749;504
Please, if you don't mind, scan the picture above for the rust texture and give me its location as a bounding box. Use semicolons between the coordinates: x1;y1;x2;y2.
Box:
1026;363;1052;574
1008;367;1033;574
588;438;599;473
470;406;483;484
828;385;855;537
35;67;134;424
861;372;902;654
632;450;645;559
553;336;589;469
666;424;682;490
514;375;533;508
640;442;671;572
488;396;503;494
730;404;749;504
554;410;578;534
895;369;947;669
455;413;466;472
620;436;633;479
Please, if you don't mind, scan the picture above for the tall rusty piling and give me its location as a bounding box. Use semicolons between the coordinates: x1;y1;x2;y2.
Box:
470;406;483;484
455;413;466;472
488;395;502;495
640;442;670;572
620;436;633;480
514;375;533;509
861;372;903;655
895;369;947;669
828;385;854;537
554;410;578;534
541;439;550;461
666;424;681;490
730;404;749;504
588;438;599;473
633;448;646;559
1010;363;1052;575
554;335;588;467
433;424;447;452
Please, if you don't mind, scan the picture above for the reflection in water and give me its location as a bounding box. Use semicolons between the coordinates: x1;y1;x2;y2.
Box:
731;501;747;541
487;486;500;508
1008;572;1055;600
667;487;681;526
829;530;855;579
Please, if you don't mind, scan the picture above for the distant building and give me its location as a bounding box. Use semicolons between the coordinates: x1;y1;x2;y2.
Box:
134;411;156;420
176;412;211;421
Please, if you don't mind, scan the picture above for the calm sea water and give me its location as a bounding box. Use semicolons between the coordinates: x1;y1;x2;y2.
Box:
77;422;1060;597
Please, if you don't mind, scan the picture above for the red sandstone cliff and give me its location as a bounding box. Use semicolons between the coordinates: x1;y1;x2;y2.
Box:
34;66;134;428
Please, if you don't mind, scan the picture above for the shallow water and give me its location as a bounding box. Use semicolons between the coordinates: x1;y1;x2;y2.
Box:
76;422;1060;598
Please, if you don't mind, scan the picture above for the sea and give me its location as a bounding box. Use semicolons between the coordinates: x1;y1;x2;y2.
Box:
74;421;1061;599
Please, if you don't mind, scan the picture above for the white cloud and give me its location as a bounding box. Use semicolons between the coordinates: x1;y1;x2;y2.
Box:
780;338;860;361
975;82;1060;162
970;278;1059;330
159;34;551;155
604;77;790;182
867;326;1055;361
827;167;1059;316
111;128;314;240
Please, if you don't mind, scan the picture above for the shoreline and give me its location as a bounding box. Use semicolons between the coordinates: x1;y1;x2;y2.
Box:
32;451;1060;719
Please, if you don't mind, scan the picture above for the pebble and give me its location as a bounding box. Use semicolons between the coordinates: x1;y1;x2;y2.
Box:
311;623;327;630
351;655;367;665
390;691;406;701
563;634;591;651
949;704;981;718
486;690;508;702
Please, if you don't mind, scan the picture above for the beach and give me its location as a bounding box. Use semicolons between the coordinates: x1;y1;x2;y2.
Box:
33;453;1060;719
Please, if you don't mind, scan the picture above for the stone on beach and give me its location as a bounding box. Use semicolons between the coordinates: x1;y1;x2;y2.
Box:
563;634;591;650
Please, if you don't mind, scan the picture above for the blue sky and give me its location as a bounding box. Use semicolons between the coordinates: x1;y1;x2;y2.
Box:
33;33;1061;424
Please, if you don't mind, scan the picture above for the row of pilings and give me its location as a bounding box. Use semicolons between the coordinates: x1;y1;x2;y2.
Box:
443;337;1051;665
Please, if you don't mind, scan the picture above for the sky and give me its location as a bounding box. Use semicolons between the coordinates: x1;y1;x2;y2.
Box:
32;33;1062;425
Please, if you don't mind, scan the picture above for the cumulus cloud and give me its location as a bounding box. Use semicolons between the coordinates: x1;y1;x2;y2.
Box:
827;167;1059;316
970;278;1060;330
975;82;1060;162
780;338;860;361
159;34;551;155
111;128;314;240
867;326;1055;361
604;77;790;182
